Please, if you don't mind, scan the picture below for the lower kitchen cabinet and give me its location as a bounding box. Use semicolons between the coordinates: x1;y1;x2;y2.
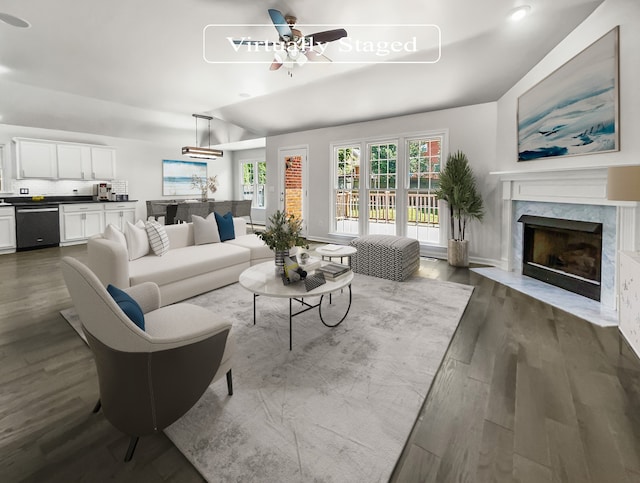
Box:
104;203;136;231
0;206;16;252
61;204;104;243
60;202;136;246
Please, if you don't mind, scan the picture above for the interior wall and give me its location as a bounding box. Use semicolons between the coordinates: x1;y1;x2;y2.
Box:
0;124;233;221
266;102;500;264
496;0;640;172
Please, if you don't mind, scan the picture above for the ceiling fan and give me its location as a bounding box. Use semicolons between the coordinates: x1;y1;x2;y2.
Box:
233;9;347;76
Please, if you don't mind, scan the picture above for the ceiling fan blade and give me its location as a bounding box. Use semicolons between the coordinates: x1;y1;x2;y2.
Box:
270;59;283;71
307;28;347;45
305;50;332;62
268;9;293;41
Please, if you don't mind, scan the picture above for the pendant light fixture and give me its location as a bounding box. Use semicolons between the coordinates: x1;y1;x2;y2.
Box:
182;114;223;159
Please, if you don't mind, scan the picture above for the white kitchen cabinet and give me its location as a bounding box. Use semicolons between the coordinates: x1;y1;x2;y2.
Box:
91;147;117;180
60;204;104;245
104;202;136;231
57;144;92;180
0;206;16;252
15;139;58;179
13;138;116;180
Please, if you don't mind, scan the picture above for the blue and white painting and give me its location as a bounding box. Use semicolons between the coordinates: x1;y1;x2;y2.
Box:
518;27;618;161
162;159;207;196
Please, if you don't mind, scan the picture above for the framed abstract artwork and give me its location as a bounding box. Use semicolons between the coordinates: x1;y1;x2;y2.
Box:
162;159;207;196
517;27;619;161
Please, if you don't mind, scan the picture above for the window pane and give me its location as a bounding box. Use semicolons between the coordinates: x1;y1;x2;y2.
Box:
333;145;360;234
368;142;397;235
406;137;442;243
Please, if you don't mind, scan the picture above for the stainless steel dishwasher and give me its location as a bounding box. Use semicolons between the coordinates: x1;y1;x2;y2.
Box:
15;204;60;250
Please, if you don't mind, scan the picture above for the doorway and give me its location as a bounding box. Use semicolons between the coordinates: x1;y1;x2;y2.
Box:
278;147;308;235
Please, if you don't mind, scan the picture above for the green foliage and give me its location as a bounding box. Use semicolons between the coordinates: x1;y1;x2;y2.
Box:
435;151;484;241
257;210;309;251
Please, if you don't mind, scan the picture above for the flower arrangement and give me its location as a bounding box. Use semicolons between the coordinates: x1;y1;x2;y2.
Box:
191;174;218;201
258;210;308;251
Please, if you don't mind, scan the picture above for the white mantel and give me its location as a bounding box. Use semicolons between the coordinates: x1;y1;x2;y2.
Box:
493;166;640;311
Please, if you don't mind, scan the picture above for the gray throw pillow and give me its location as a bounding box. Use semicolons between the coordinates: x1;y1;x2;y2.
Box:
192;213;221;245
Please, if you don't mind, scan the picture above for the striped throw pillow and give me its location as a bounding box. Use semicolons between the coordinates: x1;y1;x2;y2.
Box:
145;220;170;256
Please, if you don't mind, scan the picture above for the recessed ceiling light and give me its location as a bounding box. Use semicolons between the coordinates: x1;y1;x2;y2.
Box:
509;5;531;22
239;92;251;98
0;12;31;28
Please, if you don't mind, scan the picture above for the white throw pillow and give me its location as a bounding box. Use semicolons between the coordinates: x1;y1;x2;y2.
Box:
192;213;221;245
103;223;127;249
124;220;150;260
145;220;170;256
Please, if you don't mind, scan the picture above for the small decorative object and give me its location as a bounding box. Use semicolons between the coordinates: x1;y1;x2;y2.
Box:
436;151;484;267
257;210;309;275
281;256;308;285
190;174;218;201
300;252;310;265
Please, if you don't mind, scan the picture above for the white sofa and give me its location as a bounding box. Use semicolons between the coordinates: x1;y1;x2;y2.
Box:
88;218;272;306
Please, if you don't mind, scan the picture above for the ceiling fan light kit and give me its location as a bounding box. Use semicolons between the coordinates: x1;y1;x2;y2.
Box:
181;114;223;160
233;9;347;77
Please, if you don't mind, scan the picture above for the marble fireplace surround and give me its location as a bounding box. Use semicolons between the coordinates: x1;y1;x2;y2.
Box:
474;166;640;327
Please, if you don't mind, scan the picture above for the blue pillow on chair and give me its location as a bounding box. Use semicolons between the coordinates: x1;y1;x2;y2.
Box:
107;284;145;330
215;211;236;241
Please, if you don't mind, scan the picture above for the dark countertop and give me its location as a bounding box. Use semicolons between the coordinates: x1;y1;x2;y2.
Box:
3;196;136;206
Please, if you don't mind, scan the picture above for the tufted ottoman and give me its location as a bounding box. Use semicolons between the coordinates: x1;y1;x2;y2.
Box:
349;235;420;281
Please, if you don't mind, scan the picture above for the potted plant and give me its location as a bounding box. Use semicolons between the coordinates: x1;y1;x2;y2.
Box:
257;210;309;273
190;174;218;201
436;150;484;267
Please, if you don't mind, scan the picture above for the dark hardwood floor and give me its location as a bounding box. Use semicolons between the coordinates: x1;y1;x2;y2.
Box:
1;246;639;482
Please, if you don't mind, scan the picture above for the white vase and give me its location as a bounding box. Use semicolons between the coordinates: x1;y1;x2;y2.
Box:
275;249;290;275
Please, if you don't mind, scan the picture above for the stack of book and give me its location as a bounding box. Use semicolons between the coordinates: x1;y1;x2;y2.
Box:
316;262;351;280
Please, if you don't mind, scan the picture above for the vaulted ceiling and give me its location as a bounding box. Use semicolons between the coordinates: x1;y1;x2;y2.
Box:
0;0;603;149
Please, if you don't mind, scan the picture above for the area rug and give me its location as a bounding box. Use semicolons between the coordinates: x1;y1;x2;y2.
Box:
61;273;473;482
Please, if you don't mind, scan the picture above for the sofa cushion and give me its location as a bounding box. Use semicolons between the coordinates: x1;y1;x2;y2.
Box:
225;234;273;261
125;220;150;260
215;211;235;241
193;213;221;245
107;284;145;330
104;223;127;249
145;220;170;256
129;242;250;287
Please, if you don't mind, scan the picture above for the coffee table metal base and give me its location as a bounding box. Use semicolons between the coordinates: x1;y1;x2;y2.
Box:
252;285;352;350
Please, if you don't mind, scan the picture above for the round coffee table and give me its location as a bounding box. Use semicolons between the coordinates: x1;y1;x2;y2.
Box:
239;261;353;350
315;244;357;265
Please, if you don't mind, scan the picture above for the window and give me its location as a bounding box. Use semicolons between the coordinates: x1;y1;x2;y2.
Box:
367;142;397;235
406;136;441;243
241;160;266;208
330;131;446;244
333;145;360;234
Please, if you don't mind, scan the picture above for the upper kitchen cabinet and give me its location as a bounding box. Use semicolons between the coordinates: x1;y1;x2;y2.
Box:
14;138;117;180
15;139;58;178
90;147;116;180
57;144;91;179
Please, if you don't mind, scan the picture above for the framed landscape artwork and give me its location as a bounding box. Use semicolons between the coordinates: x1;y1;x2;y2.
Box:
162;159;207;196
517;27;619;161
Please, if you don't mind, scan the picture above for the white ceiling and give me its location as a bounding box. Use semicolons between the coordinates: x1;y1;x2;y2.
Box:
0;0;603;150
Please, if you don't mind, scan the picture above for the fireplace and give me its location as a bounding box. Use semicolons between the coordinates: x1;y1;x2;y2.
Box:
518;215;603;301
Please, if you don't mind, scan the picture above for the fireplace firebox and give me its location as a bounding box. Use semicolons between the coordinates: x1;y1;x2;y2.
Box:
518;215;603;301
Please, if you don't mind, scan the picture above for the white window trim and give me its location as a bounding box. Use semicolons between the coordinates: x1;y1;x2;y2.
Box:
329;129;449;245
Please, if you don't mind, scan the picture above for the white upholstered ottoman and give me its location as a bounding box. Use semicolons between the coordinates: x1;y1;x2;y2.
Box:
349;235;420;281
